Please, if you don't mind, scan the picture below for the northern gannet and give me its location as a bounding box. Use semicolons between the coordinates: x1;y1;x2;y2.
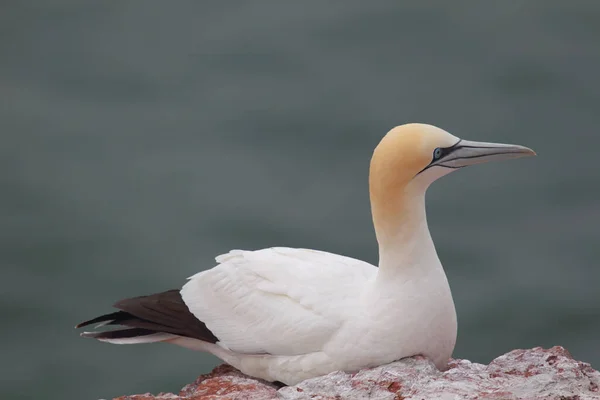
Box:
76;123;535;385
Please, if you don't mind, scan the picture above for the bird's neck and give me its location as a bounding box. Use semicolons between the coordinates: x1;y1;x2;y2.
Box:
370;182;441;282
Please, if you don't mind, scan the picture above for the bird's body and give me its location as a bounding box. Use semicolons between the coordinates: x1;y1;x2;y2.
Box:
77;123;535;385
175;246;455;384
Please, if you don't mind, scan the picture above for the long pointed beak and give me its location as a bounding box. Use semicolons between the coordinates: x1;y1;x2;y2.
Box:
437;139;536;169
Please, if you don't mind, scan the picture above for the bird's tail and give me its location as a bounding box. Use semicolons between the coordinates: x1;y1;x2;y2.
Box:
76;312;178;344
75;289;219;345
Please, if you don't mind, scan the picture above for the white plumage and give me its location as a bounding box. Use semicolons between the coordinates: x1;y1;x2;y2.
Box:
176;245;457;384
182;248;374;356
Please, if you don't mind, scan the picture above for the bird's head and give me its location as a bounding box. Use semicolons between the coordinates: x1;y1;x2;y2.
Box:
370;123;535;194
369;123;536;236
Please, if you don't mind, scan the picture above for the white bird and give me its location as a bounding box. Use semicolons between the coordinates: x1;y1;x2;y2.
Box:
77;123;535;385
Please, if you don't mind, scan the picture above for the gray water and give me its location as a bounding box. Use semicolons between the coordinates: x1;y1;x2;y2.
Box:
2;2;599;399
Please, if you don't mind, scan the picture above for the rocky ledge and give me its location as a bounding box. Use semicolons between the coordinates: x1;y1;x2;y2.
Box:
115;346;599;400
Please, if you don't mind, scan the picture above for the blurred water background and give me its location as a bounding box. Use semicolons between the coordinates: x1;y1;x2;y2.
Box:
2;1;599;399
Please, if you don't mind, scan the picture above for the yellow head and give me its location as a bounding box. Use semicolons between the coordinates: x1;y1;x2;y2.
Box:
370;124;460;196
369;123;535;239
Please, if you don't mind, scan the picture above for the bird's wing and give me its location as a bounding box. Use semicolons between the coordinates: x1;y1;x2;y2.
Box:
181;247;376;356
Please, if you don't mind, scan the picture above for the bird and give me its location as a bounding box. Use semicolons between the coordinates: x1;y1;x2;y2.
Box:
76;123;535;385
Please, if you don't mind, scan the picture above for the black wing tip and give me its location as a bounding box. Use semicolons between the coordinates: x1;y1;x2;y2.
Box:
75;311;125;329
75;319;98;329
75;289;219;343
112;289;181;309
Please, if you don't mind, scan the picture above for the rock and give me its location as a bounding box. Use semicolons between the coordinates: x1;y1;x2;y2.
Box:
115;346;600;400
113;364;278;400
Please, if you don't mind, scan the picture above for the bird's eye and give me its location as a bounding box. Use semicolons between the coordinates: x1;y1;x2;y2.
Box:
433;148;443;160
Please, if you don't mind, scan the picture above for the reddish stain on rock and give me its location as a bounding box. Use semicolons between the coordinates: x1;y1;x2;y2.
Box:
116;364;278;400
386;381;402;392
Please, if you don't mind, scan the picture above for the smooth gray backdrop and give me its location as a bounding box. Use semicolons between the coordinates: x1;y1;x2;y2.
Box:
2;1;599;399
